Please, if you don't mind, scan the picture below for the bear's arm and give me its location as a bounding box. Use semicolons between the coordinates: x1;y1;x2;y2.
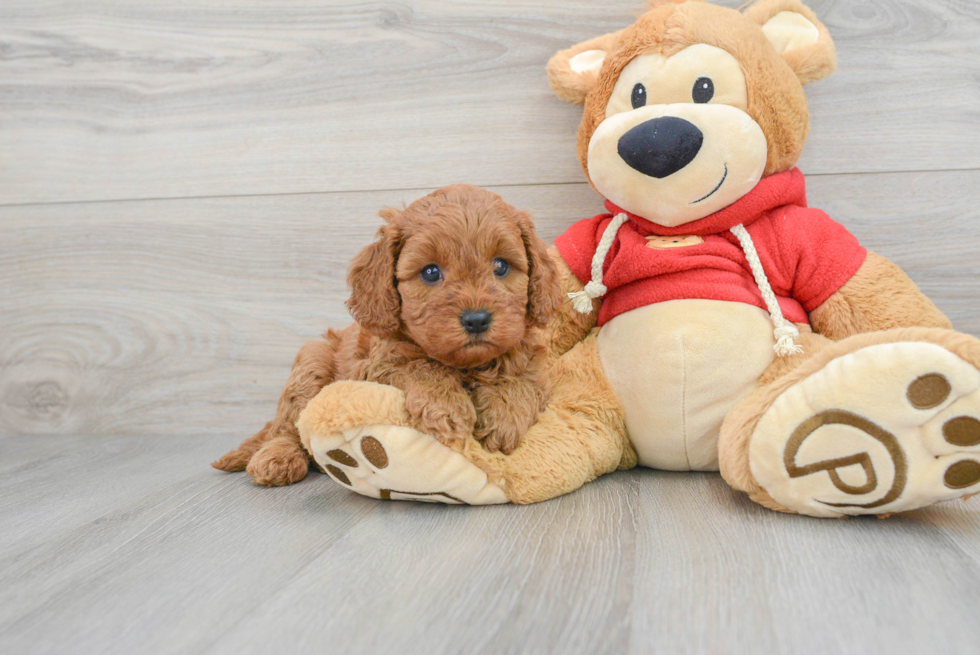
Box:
809;251;952;340
541;246;599;359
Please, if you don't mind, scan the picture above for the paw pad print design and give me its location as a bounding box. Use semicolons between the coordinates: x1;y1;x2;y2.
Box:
750;342;980;517
784;373;980;510
307;426;508;505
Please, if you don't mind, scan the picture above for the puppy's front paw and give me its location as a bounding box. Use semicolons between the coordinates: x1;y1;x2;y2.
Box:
246;439;309;487
476;425;525;455
474;413;527;455
472;388;532;455
405;388;476;442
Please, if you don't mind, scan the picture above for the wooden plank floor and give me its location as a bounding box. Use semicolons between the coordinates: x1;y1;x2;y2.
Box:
3;1;980;653
2;433;979;655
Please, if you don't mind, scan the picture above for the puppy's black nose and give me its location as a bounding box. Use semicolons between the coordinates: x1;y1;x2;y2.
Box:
618;116;704;179
460;310;492;335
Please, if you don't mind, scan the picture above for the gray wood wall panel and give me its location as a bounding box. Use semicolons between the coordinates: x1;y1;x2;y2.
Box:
3;171;979;438
1;0;979;205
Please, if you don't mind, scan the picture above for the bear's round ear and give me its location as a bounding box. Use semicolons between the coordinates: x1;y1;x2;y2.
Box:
546;29;626;105
745;0;837;85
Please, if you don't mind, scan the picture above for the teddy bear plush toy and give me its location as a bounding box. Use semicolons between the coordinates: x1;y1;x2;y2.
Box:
297;0;980;517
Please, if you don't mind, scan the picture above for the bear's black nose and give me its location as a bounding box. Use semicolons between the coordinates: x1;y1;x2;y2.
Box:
460;310;492;335
617;116;704;179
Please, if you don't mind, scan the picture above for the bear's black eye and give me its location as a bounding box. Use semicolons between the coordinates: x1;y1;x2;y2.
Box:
420;264;442;284
693;77;714;103
493;258;510;278
631;83;647;109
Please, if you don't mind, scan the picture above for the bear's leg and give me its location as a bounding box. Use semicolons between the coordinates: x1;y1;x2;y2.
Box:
464;333;635;504
213;338;339;486
719;327;980;517
298;333;635;505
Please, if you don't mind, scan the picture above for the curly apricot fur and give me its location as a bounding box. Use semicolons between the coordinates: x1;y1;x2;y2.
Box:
213;185;561;483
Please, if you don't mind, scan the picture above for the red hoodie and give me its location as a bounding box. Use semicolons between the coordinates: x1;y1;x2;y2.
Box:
555;168;867;327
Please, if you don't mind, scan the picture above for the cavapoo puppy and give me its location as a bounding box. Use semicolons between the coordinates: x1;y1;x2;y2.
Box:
213;184;561;486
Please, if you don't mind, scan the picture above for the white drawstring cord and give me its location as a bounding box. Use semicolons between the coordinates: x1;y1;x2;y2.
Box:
730;223;803;357
568;214;802;358
568;213;630;314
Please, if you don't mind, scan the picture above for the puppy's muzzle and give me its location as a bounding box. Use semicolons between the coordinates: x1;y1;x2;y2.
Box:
460;310;492;335
617;116;704;179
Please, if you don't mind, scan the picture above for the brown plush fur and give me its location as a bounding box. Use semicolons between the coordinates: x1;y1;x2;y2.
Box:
460;333;638;504
546;0;836;187
717;326;979;503
298;251;966;508
251;0;973;515
541;247;599;359
712;252;957;503
743;0;838;85
298;333;637;505
213;185;561;485
717;255;958;502
809;252;952;340
545;28;627;106
543;0;969;512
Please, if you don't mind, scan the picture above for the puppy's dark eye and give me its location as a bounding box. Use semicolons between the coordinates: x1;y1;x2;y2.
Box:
631;83;647;110
420;264;442;284
693;77;714;103
493;258;510;278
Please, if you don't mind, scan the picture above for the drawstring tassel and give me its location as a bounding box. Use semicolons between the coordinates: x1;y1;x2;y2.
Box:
730;223;803;357
773;324;804;358
569;214;802;358
569;213;630;314
568;281;607;314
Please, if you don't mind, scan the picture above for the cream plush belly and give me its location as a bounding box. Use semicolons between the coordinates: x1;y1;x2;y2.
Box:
597;299;777;471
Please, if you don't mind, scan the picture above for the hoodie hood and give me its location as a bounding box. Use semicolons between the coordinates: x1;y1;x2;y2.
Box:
604;168;808;237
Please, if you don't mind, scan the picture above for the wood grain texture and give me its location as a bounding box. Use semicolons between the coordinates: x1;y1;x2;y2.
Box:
3;171;979;438
3;3;980;652
1;0;979;205
0;434;978;655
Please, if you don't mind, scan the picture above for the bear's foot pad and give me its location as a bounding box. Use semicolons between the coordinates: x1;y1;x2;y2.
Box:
308;425;509;505
750;342;980;517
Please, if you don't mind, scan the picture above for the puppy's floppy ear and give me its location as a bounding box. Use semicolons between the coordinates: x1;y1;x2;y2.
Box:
515;211;561;328
546;29;626;105
745;0;837;85
346;212;403;337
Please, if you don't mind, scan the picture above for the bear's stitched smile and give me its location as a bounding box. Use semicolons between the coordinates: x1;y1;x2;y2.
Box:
692;164;728;204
